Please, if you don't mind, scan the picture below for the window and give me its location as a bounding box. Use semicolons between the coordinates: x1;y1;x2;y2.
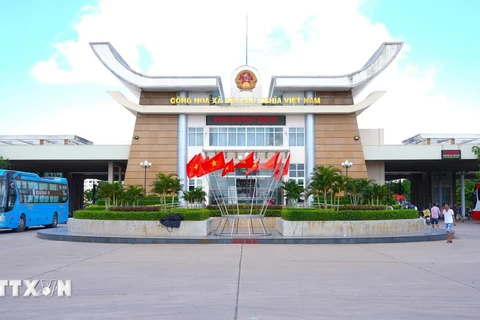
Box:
188;128;203;146
208;127;284;147
188;178;203;191
16;180;69;204
289;127;305;146
289;163;305;187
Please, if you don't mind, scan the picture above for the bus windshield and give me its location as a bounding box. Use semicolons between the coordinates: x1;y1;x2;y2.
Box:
0;178;6;207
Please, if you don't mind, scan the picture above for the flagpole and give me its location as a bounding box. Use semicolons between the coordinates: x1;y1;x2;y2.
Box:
212;172;229;216
259;157;282;215
260;161;286;216
206;173;229;235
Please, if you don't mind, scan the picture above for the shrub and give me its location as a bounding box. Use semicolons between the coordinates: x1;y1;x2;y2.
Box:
73;209;210;221
338;205;385;211
110;206;159;212
281;209;418;221
206;204;283;217
84;205;105;211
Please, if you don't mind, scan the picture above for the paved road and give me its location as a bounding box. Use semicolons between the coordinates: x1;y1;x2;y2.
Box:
0;220;479;320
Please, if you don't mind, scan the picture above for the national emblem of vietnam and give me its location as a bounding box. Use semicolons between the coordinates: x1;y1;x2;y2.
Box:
235;70;257;92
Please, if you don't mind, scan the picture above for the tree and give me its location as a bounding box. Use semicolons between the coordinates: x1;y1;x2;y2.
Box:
152;173;182;211
305;165;342;209
183;187;207;208
0;156;9;169
125;185;144;206
280;179;304;207
96;181;122;210
472;146;480;180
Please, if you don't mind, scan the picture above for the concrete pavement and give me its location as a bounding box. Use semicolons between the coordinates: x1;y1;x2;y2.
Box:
0;220;479;320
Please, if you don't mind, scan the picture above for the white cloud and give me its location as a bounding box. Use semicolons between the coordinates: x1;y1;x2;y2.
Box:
27;0;475;145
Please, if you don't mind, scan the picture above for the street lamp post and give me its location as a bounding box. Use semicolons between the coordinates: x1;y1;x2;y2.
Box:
341;160;353;177
140;160;152;197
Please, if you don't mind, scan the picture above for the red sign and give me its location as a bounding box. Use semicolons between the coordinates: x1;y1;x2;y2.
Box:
441;150;461;159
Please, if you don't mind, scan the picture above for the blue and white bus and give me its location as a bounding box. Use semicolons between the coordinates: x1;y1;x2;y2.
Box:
0;170;69;232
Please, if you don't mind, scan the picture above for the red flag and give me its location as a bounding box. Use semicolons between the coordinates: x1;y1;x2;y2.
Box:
194;154;206;177
186;153;199;179
260;152;280;170
282;153;291;177
245;160;260;176
273;157;283;180
221;159;235;177
201;152;226;174
235;151;255;169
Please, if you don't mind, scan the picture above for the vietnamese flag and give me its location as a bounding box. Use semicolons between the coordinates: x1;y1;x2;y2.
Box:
245;160;260;176
201;151;226;174
186;153;200;179
194;154;207;177
222;159;235;177
260;152;280;170
235;151;255;169
273;157;283;180
282;153;291;177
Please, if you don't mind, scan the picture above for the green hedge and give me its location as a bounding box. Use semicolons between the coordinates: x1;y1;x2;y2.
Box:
281;209;419;221
73;209;210;221
84;205;105;211
206;205;283;217
75;207;418;221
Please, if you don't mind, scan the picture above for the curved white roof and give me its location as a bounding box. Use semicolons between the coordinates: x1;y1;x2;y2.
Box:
268;42;403;98
90;42;225;99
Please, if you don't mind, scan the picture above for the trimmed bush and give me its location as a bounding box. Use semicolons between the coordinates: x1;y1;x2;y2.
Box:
110;206;159;212
281;209;418;221
84;205;105;211
73;209;210;221
206;205;283;217
338;205;385;211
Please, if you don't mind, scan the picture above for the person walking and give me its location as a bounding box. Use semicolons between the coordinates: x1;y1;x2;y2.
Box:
441;203;456;243
430;203;441;229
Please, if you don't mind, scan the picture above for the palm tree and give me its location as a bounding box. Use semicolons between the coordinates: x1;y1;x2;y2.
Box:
152;173;181;211
125;185;144;206
305;165;342;209
96;181;115;210
183;187;207;208
169;177;184;209
110;182;123;207
330;175;345;211
280;179;304;207
192;187;207;207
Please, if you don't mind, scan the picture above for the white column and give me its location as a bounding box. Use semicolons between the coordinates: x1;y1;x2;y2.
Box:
177;92;188;205
108;161;114;183
305;91;315;204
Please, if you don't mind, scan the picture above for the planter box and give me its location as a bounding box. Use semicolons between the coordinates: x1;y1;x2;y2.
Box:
276;218;425;237
68;218;216;237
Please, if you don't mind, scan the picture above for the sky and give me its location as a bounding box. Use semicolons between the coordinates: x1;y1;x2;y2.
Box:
0;0;479;145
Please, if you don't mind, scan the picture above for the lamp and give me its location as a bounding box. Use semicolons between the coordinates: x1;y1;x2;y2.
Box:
341;160;353;177
354;135;360;141
140;160;152;197
133;135;139;140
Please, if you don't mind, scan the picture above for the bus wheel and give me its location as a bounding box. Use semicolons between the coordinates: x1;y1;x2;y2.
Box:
45;213;58;229
13;215;26;232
